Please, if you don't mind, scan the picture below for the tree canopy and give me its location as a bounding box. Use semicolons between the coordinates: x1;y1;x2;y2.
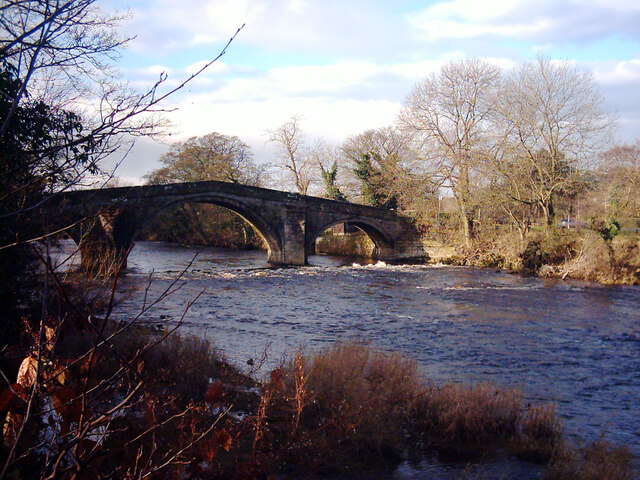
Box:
0;62;103;343
494;57;613;232
142;132;267;249
145;133;265;186
399;58;501;246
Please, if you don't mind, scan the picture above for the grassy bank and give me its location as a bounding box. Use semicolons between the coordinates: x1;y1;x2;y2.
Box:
428;229;640;285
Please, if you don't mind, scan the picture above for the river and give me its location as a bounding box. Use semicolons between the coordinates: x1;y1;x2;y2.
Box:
57;240;640;477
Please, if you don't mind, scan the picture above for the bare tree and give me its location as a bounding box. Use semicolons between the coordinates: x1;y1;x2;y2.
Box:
484;166;535;243
0;0;130;132
399;58;501;247
266;115;316;195
494;56;614;234
595;142;640;222
1;0;244;217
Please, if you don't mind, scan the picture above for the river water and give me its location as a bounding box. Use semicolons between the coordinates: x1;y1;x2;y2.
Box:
57;240;640;477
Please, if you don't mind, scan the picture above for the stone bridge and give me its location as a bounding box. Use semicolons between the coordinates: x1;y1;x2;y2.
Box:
50;180;424;272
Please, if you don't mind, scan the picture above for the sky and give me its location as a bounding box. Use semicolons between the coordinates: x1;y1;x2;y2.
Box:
102;0;640;184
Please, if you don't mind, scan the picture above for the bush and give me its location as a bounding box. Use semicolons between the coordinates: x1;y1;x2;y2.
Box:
514;403;563;462
257;344;574;472
545;441;635;480
520;231;579;275
304;343;420;456
410;382;522;452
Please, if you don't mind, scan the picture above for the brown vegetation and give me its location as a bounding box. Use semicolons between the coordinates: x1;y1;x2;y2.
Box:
431;227;640;285
546;441;635;480
410;382;522;452
247;343;635;479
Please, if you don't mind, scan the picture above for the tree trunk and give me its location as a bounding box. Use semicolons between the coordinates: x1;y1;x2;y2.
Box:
459;208;474;248
606;242;616;269
517;225;526;242
541;200;555;237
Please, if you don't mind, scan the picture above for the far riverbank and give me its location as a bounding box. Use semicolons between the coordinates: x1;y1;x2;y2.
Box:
422;229;640;286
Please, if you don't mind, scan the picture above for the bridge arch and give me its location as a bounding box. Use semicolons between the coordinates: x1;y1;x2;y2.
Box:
307;218;395;259
52;180;424;271
141;194;282;264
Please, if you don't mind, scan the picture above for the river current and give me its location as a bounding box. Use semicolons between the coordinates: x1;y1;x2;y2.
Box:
57;240;640;477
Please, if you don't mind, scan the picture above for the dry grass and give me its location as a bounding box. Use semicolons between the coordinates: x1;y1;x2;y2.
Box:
457;231;525;270
545;441;635;480
261;343;566;468
514;403;563;462
243;343;423;474
39;329;638;478
57;325;248;406
505;229;640;285
303;343;420;456
549;232;640;284
410;382;522;452
253;342;639;479
112;329;252;406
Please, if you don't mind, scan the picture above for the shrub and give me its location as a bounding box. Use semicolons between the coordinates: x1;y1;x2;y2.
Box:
112;330;250;406
303;343;420;456
520;231;579;275
514;403;563;462
545;441;635;480
411;382;522;452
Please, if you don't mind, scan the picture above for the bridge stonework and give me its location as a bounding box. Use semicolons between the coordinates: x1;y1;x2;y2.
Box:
52;181;425;273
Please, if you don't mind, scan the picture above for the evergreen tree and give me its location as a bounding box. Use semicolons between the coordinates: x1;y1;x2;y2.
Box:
320;161;347;202
354;154;397;208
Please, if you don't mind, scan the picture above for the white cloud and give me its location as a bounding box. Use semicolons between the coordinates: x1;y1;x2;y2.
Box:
589;59;640;141
408;0;542;40
594;59;640;85
112;0;640;65
106;94;400;185
408;0;640;44
169;96;399;141
116;0;411;61
110;55;521;180
120;0;260;54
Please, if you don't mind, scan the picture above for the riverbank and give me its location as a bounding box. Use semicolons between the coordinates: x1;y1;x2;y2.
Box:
310;226;640;285
423;230;640;286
